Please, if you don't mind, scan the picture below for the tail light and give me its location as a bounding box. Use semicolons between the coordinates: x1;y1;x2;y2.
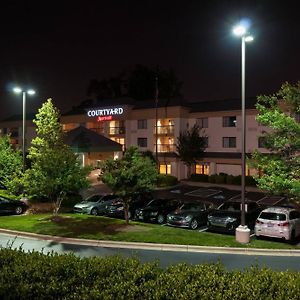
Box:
279;222;290;227
256;220;264;225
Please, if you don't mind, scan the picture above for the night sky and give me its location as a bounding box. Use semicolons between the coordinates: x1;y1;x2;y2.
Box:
0;0;299;120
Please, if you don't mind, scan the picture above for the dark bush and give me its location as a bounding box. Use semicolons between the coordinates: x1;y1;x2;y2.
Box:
232;175;242;185
208;174;217;183
1;249;300;299
226;175;235;185
189;174;209;182
157;174;178;187
215;174;227;184
245;176;257;186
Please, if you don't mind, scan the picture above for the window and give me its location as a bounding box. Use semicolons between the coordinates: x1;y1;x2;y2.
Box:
137;138;147;148
195;163;209;175
196;117;208;128
223;137;236;148
160;163;171;175
223;116;236;127
258;136;266;148
137;119;147;129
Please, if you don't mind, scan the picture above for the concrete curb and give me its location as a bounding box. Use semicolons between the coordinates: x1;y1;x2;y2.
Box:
1;228;300;257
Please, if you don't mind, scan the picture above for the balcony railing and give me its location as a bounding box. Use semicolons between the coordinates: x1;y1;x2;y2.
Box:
154;125;174;135
109;127;126;135
154;144;176;153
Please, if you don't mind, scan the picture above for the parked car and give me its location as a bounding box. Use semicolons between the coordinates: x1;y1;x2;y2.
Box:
255;206;300;242
104;195;154;220
207;200;261;233
167;201;214;230
0;196;28;215
73;194;120;215
135;198;182;224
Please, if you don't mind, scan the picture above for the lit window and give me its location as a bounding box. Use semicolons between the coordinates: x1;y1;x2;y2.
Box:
160;163;171;175
195;163;210;175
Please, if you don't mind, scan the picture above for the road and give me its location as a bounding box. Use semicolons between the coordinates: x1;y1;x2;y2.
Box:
1;233;300;271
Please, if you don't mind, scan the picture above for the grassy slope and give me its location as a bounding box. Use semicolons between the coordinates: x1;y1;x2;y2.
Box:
0;213;299;249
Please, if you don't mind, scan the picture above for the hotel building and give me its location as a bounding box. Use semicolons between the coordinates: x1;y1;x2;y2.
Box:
0;97;269;180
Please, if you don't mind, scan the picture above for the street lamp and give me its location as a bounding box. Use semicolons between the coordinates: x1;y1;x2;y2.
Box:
13;87;36;172
233;23;253;244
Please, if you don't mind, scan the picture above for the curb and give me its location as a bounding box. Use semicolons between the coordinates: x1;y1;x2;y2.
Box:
1;228;300;257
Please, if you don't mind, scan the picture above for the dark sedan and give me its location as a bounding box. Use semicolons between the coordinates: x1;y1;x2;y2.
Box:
104;196;153;220
135;198;182;224
0;196;28;215
207;200;261;233
167;201;214;230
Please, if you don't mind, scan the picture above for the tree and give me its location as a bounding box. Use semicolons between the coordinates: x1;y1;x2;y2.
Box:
23;99;91;214
86;65;183;102
176;124;207;178
100;146;158;225
251;82;300;202
0;135;23;194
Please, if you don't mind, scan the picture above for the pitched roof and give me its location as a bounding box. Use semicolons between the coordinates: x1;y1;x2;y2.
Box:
64;126;122;152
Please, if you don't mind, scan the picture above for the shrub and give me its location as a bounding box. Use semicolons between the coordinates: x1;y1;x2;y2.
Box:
245;176;257;186
215;173;227;184
208;174;217;183
189;174;209;182
1;249;300;299
226;175;235;185
157;174;178;187
232;175;242;185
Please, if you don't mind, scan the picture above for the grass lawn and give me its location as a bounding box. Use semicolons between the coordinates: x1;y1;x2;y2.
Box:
0;213;299;250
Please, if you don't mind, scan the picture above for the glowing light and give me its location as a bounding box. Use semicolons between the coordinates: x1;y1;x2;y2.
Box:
245;36;254;42
13;87;22;93
27;89;36;95
233;25;246;36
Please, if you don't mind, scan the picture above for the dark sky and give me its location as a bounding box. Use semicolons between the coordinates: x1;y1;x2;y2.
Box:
0;0;299;120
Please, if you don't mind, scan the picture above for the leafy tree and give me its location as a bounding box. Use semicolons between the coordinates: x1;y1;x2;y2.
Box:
176;124;207;177
23;99;91;214
86;65;183;102
251;82;300;202
100;146;158;224
0;135;23;194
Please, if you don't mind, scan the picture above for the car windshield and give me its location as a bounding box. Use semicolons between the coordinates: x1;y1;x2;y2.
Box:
85;195;102;202
146;199;162;207
260;212;286;221
219;202;241;211
180;203;204;211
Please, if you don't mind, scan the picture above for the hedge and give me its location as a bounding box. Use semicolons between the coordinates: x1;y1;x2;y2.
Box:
189;173;257;186
1;248;300;299
157;174;178;187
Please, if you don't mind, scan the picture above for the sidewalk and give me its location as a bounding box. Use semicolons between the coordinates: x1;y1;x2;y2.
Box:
1;228;300;257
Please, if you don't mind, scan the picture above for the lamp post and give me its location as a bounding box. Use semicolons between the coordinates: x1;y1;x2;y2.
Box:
13;87;36;172
233;24;253;244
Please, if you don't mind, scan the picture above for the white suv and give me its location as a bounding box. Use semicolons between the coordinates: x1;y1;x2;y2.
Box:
255;206;300;242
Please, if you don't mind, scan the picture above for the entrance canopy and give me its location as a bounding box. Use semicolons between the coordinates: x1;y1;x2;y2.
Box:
64;126;122;152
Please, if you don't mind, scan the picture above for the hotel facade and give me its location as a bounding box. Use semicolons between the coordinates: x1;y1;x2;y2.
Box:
0;97;269;180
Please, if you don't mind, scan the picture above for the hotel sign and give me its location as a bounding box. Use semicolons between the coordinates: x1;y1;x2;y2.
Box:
86;107;124;121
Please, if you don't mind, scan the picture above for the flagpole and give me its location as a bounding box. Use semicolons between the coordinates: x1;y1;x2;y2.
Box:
155;76;159;168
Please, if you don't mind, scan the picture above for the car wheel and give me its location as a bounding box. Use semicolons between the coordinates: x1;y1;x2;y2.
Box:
157;214;165;224
227;222;237;232
15;206;23;215
91;208;98;216
190;219;198;230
